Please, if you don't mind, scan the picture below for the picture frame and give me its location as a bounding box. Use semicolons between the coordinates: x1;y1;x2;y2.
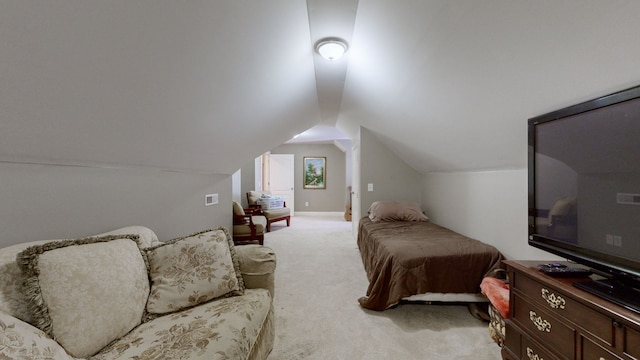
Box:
303;156;326;189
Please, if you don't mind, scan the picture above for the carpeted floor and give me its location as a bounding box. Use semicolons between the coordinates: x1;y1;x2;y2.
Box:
262;215;502;360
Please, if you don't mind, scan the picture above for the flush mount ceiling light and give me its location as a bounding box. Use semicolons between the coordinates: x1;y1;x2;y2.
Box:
315;38;348;61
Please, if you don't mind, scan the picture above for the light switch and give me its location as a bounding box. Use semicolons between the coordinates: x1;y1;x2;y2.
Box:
367;183;374;192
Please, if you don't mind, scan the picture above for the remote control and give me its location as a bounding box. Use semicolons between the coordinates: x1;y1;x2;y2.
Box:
537;263;592;278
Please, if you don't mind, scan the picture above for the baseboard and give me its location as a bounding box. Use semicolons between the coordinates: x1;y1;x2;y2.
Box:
294;211;344;217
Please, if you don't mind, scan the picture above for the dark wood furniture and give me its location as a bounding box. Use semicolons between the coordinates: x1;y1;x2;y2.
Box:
232;206;265;245
247;203;290;232
502;260;640;360
246;192;291;232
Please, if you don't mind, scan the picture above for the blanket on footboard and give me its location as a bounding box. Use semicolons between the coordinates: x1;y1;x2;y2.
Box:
357;217;505;311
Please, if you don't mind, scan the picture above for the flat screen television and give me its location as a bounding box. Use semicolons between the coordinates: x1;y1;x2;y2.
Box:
528;84;640;313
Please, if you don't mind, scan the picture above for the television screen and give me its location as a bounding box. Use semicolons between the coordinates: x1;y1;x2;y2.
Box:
528;85;640;312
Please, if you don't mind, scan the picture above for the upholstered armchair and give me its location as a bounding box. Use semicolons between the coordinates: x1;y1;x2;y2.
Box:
246;191;291;232
232;201;267;245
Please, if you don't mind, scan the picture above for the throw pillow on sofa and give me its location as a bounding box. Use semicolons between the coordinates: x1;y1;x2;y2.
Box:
144;227;245;319
16;235;149;359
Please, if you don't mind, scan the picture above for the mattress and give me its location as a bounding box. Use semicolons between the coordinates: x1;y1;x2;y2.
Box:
357;217;504;311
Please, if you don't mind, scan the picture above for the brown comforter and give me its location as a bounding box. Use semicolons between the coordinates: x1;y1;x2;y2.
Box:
357;217;504;311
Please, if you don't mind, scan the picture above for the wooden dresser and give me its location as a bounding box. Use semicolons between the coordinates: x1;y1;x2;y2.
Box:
502;260;640;360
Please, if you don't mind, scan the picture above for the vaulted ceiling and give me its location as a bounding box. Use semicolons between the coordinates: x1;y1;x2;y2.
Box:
2;1;640;175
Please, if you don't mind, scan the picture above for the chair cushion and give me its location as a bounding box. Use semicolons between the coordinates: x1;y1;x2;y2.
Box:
247;191;270;206
233;216;266;236
144;228;245;318
17;235;149;358
252;216;268;228
232;201;245;216
263;208;290;219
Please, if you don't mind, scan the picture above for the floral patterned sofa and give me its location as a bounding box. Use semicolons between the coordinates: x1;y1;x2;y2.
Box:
0;226;276;360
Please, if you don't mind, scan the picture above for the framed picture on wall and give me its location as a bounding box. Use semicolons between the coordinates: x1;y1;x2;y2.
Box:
303;156;326;189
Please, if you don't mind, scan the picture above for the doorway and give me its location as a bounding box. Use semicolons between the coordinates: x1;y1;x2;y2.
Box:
264;153;295;215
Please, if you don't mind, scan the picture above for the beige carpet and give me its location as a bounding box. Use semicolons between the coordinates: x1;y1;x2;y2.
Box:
263;215;502;360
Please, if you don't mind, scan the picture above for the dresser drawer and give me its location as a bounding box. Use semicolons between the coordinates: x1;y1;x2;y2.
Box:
515;273;614;345
625;326;640;359
503;261;640;360
521;336;560;360
506;320;560;360
512;294;575;359
581;336;622;360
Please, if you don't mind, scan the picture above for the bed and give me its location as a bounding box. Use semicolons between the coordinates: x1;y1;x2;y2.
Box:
357;201;505;311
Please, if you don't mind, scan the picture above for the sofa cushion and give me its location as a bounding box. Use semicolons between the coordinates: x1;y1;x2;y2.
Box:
0;310;75;360
92;288;273;360
0;226;160;323
0;226;158;324
16;235;150;359
144;228;245;317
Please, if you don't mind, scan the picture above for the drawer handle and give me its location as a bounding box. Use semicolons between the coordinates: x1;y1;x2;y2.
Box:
529;311;552;332
526;347;544;360
541;288;566;310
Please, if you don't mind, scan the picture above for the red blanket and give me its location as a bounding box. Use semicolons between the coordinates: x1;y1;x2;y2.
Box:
480;277;510;318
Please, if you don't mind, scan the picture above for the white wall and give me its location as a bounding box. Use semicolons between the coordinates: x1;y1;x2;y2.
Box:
271;143;347;212
0;162;232;247
422;169;560;261
359;127;423;212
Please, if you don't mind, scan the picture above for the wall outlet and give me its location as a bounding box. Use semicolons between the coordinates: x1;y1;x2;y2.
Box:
305;201;309;207
367;183;374;192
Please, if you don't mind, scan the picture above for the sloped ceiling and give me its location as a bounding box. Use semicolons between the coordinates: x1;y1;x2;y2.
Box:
2;1;640;175
1;1;320;174
338;1;640;173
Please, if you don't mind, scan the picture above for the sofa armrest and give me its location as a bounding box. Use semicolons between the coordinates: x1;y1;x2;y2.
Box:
0;311;76;360
235;245;276;299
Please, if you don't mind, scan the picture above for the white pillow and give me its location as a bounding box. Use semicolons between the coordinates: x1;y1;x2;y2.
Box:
17;235;149;358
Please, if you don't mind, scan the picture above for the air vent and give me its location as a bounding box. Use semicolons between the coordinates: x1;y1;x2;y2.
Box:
616;193;640;205
205;193;218;206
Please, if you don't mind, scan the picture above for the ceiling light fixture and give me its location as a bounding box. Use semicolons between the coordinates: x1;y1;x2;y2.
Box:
315;38;348;61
